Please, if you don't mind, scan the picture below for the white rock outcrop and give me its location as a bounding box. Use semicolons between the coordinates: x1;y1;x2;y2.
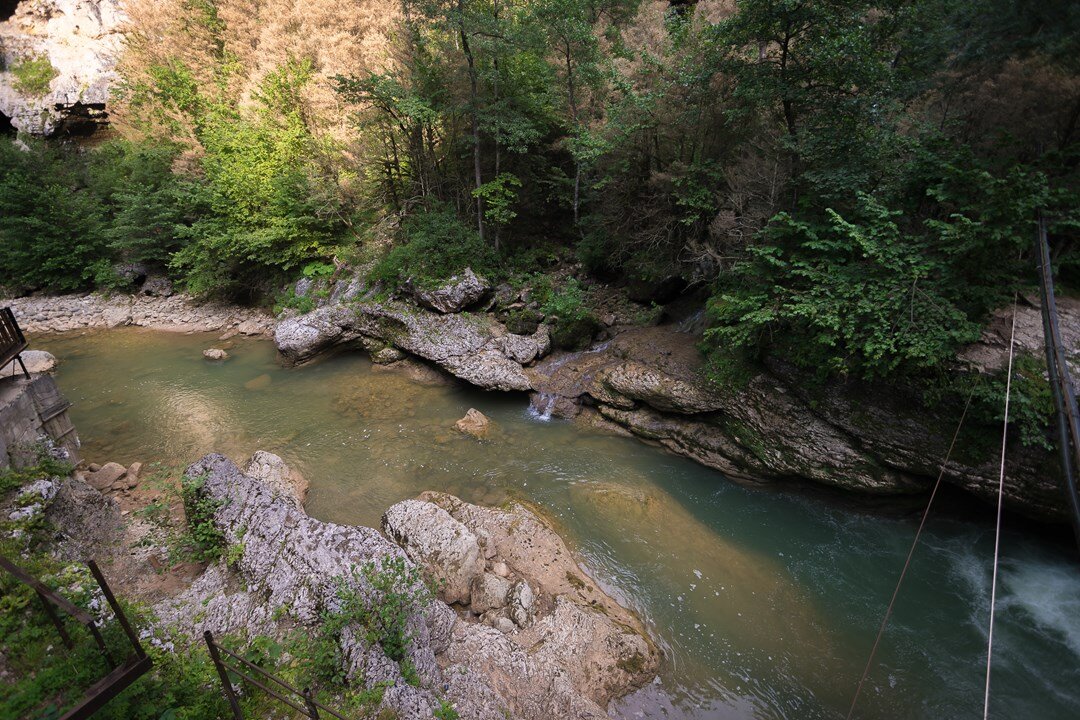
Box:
0;1;126;135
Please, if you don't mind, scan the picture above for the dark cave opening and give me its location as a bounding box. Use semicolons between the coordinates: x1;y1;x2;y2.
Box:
0;0;19;23
0;111;15;136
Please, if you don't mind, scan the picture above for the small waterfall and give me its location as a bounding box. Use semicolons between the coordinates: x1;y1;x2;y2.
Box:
677;308;706;335
528;392;558;422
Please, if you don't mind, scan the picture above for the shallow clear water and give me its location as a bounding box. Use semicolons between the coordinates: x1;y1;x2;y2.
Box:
38;328;1080;719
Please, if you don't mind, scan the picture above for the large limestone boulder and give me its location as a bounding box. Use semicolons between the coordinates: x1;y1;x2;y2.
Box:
410;269;489;313
244;451;308;507
382;499;485;605
390;493;662;718
275;300;545;391
2;350;56;375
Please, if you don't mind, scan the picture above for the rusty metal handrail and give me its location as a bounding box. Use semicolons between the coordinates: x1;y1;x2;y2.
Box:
203;630;350;720
0;556;153;719
0;307;30;379
1035;215;1080;552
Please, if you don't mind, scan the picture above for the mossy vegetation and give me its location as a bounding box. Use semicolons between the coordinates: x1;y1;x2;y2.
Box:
10;54;57;96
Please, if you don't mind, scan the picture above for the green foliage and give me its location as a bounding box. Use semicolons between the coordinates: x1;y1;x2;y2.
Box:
473;173;523;230
11;54;58;96
706;194;985;378
0;139;109;293
179;472;226;562
0;453;73;496
534;276;600;350
371;204;498;290
435;698;461;720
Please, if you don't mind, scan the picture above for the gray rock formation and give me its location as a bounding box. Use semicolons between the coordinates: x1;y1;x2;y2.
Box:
0;1;125;136
382;499;485;605
156;454;658;720
275;299;548;392
2;349;56;375
409;268;489;313
395;492;661;718
244;450;307;506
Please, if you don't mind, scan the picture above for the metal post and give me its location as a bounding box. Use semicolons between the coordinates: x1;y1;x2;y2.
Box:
302;688;320;719
36;590;74;649
86;560;146;658
205;631;244;720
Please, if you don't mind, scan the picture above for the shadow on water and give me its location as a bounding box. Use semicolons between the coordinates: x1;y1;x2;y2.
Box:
38;328;1080;720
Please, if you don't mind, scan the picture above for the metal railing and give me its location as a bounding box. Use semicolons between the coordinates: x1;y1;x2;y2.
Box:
0;556;153;719
1035;214;1080;552
1;307;30;379
203;630;349;719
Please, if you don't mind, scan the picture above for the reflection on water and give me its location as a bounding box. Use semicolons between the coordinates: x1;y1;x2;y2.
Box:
39;328;1080;720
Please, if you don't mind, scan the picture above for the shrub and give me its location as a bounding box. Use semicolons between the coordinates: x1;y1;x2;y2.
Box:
370;204;498;291
11;55;58;96
538;277;600;350
179;472;226;562
312;557;433;686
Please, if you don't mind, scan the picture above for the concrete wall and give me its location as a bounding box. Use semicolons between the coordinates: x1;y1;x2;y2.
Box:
0;374;80;469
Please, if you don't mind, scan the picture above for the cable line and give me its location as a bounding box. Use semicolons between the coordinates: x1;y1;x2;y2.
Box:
983;292;1019;720
845;381;980;719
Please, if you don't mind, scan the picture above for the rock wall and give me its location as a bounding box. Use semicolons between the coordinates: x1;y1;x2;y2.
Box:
0;1;125;136
156;454;658;720
0;373;79;469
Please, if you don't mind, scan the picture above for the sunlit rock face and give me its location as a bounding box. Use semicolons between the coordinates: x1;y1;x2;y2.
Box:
0;0;125;136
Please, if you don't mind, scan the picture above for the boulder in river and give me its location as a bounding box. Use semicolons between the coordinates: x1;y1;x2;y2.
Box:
3;350;57;375
202;348;229;361
86;462;127;491
455;408;491;439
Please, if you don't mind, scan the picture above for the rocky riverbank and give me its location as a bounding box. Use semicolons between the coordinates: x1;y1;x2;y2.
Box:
65;449;658;720
275;273;1077;522
2;292;274;336
6;274;1074;521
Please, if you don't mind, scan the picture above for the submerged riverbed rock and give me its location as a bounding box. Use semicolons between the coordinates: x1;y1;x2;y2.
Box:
275;299;545;391
157;454;657;720
455;408;491;439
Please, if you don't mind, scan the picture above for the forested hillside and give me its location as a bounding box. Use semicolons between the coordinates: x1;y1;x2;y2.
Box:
1;0;1078;386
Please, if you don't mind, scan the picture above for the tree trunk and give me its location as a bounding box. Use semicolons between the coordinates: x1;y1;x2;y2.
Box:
459;3;484;243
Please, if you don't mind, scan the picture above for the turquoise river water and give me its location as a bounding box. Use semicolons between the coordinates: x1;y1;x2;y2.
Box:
38;328;1080;720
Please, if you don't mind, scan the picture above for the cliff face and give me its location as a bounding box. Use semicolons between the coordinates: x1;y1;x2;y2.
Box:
0;0;124;136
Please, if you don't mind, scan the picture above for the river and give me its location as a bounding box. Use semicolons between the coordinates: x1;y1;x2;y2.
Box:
38;328;1080;719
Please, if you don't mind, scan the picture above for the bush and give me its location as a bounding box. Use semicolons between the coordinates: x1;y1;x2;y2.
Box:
179;472;226;562
11;55;58;96
537;277;600;350
370;204;498;291
0;139;109;292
